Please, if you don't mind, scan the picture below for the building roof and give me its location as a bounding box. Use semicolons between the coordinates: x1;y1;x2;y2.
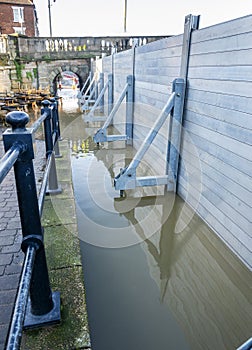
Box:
0;0;33;5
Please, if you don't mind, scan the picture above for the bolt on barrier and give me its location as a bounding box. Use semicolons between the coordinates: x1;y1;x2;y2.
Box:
0;100;62;350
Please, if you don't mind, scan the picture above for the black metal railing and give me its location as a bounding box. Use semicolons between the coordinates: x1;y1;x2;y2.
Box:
1;99;62;350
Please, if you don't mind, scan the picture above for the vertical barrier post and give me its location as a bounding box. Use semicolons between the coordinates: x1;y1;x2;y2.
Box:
126;75;134;145
180;14;200;79
166;79;185;191
166;14;200;192
3;111;61;330
41;100;62;194
99;73;104;114
95;77;99;100
108;73;113;115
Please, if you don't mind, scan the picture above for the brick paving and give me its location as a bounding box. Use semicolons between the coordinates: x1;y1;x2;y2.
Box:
0;126;46;348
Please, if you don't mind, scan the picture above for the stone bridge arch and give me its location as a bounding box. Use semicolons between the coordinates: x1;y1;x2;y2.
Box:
37;59;90;93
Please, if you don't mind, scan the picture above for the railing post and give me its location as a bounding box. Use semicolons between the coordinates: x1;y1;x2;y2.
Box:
41;100;62;195
41;100;53;157
3;111;61;331
50;97;62;158
54;96;62;139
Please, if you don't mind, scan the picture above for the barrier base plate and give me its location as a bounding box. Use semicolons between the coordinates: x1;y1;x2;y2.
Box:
24;291;61;330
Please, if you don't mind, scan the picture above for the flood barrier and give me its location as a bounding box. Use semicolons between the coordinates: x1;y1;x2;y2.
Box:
78;14;252;270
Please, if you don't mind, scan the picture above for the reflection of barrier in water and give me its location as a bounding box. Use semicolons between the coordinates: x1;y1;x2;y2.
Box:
115;192;252;350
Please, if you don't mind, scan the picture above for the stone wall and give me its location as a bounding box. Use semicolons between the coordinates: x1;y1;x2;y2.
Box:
0;58;90;93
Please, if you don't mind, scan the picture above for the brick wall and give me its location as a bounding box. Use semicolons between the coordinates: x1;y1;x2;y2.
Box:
0;3;36;36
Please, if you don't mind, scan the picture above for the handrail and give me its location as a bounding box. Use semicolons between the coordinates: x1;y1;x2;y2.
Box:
5;245;36;350
0;143;23;184
38;152;53;216
1;99;62;349
30;111;48;133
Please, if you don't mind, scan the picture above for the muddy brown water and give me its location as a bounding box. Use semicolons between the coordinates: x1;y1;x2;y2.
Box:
58;98;251;350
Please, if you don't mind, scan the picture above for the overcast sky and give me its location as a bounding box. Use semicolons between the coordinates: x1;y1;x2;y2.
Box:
33;0;252;37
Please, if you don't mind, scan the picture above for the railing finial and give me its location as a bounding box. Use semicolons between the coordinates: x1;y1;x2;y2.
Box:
6;111;29;131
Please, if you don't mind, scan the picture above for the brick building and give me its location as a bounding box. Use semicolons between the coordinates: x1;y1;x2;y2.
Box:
0;0;38;36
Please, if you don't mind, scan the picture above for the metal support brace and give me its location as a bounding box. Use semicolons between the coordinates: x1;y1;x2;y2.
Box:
82;78;99;112
99;72;105;113
108;73;114;115
80;73;96;106
114;78;184;192
236;338;252;350
77;71;91;98
93;75;134;143
85;74;110;122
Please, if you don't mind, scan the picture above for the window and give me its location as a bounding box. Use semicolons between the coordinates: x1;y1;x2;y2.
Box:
12;7;24;23
13;26;26;35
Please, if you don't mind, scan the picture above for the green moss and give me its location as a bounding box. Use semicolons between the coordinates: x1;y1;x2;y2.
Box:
14;59;25;83
26;71;33;80
33;67;38;79
21;268;90;350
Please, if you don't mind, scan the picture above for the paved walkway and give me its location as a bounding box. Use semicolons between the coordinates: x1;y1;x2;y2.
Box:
0;126;46;348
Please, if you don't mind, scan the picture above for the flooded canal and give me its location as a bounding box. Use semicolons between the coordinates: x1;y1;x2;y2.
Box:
58;98;252;350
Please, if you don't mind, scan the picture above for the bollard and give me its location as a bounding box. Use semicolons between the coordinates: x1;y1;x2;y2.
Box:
41;100;62;194
3;111;61;330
